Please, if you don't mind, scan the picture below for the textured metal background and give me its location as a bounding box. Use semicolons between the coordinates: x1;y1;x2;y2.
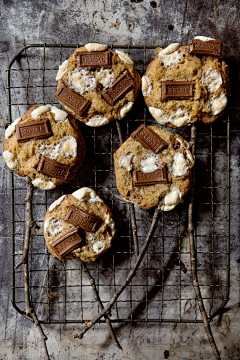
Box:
1;1;240;358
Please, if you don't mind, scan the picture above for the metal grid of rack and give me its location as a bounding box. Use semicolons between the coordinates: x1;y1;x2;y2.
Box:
8;44;230;324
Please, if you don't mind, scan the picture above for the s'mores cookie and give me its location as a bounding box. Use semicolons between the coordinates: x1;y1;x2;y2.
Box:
114;125;194;210
43;187;116;262
142;36;230;128
3;105;86;190
55;43;141;126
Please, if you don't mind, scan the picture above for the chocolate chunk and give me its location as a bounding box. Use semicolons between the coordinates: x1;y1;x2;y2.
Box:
65;205;103;233
133;166;168;187
50;227;83;259
54;84;91;117
161;81;195;101
37;155;71;180
131;124;168;154
16;119;52;142
76;51;112;69
101;70;134;105
188;39;222;57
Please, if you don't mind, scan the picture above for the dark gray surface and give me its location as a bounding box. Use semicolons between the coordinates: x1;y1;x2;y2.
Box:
0;1;240;359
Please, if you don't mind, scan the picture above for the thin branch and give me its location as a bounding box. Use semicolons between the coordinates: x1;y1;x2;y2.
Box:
81;261;122;350
24;259;49;359
116;120;123;145
188;124;221;360
20;177;50;360
14;179;39;269
129;204;138;256
74;205;161;339
116;120;138;256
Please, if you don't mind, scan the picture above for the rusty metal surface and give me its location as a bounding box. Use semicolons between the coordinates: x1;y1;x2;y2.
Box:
0;1;239;359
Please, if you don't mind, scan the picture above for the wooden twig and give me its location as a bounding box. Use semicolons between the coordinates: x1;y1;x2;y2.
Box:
116;120;124;145
116;120;138;256
14;179;39;269
74;205;161;339
129;204;138;256
188;124;221;360
81;261;122;350
19;177;50;360
24;259;49;359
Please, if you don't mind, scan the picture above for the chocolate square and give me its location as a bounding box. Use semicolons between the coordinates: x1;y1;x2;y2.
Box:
188;39;222;57
16;119;52;142
64;205;103;233
101;70;134;105
37;155;71;180
50;227;83;259
131;124;168;154
132;166;168;187
76;51;112;68
161;81;195;101
54;84;91;117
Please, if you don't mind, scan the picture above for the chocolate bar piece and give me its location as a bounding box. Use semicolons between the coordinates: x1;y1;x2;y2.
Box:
161;81;195;101
54;84;91;117
133;166;168;187
101;70;134;105
65;205;103;233
188;39;222;57
16;119;52;142
37;155;71;180
50;227;83;259
131;124;168;154
76;51;112;68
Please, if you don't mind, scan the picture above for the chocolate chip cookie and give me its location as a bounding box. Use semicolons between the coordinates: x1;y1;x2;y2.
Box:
55;43;141;126
3;105;86;190
142;36;230;128
43;187;116;262
114;124;194;210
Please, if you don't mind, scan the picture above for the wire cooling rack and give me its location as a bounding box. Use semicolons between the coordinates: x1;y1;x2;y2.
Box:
7;44;230;324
